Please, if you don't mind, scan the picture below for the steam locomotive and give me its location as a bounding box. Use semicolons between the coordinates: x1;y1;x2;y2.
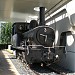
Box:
11;7;65;64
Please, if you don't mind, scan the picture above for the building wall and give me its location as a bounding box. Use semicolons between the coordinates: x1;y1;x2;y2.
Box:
49;16;75;72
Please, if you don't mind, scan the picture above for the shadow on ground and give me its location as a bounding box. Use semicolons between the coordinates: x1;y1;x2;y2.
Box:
0;50;17;75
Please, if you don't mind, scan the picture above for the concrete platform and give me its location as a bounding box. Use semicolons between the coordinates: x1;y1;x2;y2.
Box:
0;50;20;75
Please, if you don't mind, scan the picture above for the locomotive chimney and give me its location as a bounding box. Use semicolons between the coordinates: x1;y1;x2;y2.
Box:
39;7;45;26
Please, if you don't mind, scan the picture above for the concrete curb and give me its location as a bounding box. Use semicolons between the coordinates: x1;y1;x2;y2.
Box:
6;49;13;54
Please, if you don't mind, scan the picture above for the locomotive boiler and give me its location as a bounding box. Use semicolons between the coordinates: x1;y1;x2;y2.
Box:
23;26;56;64
11;7;65;64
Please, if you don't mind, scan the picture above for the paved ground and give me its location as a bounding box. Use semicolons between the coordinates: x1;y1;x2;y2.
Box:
0;50;20;75
0;50;36;75
0;50;75;75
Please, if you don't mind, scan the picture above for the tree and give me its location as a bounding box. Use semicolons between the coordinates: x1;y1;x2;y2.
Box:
1;22;12;44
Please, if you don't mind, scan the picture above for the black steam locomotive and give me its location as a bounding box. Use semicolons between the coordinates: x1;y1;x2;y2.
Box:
11;7;65;64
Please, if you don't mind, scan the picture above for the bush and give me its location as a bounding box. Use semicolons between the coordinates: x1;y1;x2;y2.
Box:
1;22;12;44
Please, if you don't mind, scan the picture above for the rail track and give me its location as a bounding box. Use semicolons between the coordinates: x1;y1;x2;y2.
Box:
7;51;72;75
21;61;68;75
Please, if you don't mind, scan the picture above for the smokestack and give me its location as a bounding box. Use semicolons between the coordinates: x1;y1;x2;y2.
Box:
39;7;45;26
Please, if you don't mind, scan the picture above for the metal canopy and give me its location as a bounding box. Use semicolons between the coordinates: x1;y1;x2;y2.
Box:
0;0;71;22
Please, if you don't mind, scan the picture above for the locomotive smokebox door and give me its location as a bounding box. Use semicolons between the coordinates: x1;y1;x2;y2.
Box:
36;27;55;47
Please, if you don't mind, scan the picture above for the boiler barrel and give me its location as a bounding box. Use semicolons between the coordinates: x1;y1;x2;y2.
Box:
23;26;55;47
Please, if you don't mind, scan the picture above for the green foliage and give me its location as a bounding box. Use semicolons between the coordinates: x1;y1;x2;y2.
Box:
1;22;12;44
